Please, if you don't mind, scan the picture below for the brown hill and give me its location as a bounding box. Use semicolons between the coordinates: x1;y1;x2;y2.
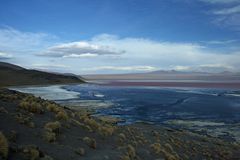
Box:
0;62;84;87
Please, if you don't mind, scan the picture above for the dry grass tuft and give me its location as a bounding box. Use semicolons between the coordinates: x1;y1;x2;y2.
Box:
55;110;68;121
0;132;9;159
43;121;61;143
44;121;61;133
127;144;136;159
83;117;99;130
0;107;8;114
22;145;40;160
46;103;61;113
75;147;85;156
150;143;162;154
121;154;131;160
83;137;97;149
98;125;115;137
14;113;35;128
44;131;56;143
19;97;44;114
118;133;126;144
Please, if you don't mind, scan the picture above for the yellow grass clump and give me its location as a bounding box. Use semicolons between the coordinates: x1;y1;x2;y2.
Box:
150;143;162;154
98;125;115;137
56;110;69;121
44;131;56;143
118;133;126;143
22;145;40;160
0;132;8;159
127;144;136;159
46;103;61;113
44;121;61;133
83;117;99;130
19;98;44;114
83;137;96;149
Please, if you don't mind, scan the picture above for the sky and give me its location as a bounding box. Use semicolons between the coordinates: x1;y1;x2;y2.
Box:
0;0;240;74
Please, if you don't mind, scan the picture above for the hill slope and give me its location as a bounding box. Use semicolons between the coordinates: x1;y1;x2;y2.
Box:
0;89;239;160
0;62;84;87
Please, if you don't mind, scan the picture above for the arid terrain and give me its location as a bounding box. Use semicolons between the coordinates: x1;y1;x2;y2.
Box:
0;88;239;160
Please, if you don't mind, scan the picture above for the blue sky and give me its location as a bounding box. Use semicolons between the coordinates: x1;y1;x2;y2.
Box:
0;0;240;74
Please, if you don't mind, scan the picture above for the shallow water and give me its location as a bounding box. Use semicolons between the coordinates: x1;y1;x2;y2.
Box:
12;84;240;141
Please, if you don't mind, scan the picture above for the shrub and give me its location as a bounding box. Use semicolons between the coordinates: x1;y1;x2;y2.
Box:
55;110;68;121
22;145;40;160
46;103;60;113
0;132;8;159
75;147;85;156
44;131;56;143
0;107;8;114
164;143;174;153
19;99;44;114
161;149;179;160
44;121;61;133
99;125;115;137
83;118;99;130
39;155;54;160
150;143;162;154
83;137;96;149
8;130;17;142
118;133;126;143
121;154;131;160
127;145;136;159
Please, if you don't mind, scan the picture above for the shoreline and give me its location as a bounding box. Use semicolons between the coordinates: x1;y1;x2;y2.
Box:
0;88;240;159
101;81;240;89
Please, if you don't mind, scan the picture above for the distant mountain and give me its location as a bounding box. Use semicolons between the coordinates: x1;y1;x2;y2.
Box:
83;70;240;81
0;62;85;87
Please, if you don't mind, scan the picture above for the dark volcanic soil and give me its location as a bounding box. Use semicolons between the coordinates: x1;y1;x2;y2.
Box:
0;89;239;160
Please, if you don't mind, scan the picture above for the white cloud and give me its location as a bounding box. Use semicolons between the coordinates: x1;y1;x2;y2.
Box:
171;64;235;73
82;66;158;72
198;0;240;29
0;27;239;74
39;41;124;58
202;39;238;44
88;34;240;72
213;5;240;15
0;27;57;54
199;0;240;4
36;33;240;73
0;52;12;59
172;65;191;71
31;63;69;68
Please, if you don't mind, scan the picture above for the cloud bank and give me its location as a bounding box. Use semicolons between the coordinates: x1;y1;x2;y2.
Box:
0;52;12;59
39;41;124;58
0;27;239;73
